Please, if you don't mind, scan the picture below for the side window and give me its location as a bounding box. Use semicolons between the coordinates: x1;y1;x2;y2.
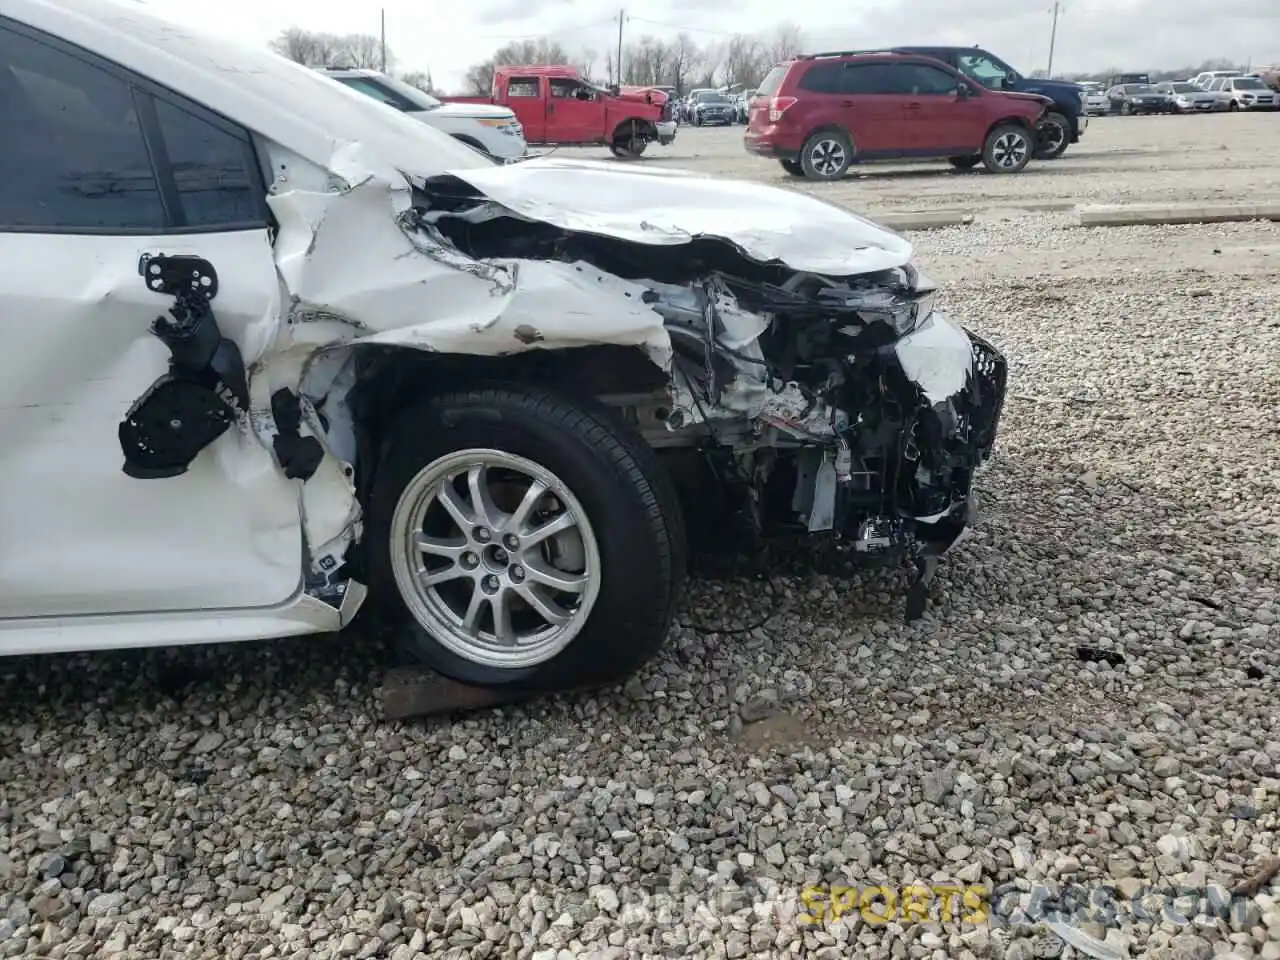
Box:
0;25;163;230
840;63;897;95
957;53;1008;90
152;97;260;228
798;63;844;94
900;64;960;95
507;77;541;98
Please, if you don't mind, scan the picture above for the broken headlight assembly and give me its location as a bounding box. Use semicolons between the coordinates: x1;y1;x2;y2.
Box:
832;264;938;340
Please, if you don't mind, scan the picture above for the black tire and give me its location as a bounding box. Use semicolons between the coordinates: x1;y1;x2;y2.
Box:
1229;100;1240;112
800;130;853;181
1033;111;1070;159
365;385;687;692
948;155;981;170
610;139;647;158
1120;101;1132;116
779;159;805;177
981;123;1033;174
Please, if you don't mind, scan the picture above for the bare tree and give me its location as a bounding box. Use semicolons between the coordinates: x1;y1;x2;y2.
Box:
765;22;803;65
721;34;768;90
669;33;701;94
463;38;572;95
270;27;342;66
400;70;437;94
270;27;396;72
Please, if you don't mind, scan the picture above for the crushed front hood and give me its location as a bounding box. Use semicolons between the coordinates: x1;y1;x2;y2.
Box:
425;156;913;277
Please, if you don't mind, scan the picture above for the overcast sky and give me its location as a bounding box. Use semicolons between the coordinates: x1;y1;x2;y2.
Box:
141;0;1277;92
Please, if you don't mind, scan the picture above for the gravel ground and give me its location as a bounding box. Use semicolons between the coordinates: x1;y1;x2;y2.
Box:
2;118;1279;960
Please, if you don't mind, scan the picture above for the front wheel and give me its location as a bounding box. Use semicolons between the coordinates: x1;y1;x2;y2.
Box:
1229;100;1240;112
982;124;1032;174
1120;101;1132;116
800;130;853;180
1034;111;1070;159
610;139;647;158
366;385;686;692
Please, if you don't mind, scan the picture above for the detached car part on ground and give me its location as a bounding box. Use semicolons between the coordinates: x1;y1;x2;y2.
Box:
0;0;1007;694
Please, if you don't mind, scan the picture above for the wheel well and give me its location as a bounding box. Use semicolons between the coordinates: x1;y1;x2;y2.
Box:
802;124;855;152
340;343;667;511
612;118;658;142
985;116;1034;140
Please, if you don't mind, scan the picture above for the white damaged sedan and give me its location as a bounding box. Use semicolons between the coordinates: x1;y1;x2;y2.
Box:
0;0;1007;691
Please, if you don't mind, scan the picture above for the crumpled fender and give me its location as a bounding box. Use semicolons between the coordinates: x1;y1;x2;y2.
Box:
265;144;671;367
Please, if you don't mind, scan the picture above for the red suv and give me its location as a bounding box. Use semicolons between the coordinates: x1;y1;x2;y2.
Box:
746;52;1051;180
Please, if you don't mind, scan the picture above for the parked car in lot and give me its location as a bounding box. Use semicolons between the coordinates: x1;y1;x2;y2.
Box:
1078;81;1111;116
318;68;527;161
1218;75;1278;110
1154;81;1221;113
746;51;1049;179
1191;69;1242;89
0;0;1008;691
863;45;1087;159
440;65;676;157
689;89;737;126
1107;83;1173;115
1105;73;1151;88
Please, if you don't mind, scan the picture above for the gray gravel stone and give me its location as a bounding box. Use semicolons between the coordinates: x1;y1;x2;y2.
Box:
2;123;1279;960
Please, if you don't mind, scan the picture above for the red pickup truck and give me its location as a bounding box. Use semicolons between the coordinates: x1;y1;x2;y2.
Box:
441;65;677;157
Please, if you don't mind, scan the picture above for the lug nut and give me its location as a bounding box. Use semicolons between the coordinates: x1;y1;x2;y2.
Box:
482;575;500;593
503;533;520;550
461;552;479;569
510;565;526;583
474;527;492;543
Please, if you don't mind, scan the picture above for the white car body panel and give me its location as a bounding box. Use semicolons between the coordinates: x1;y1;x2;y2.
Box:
0;0;944;658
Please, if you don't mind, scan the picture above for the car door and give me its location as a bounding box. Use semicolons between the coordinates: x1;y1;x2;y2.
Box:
897;62;986;155
503;76;545;142
835;62;912;156
0;21;302;620
547;78;605;143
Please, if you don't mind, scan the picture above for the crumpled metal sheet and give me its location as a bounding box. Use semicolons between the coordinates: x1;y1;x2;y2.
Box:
265;146;671;368
428;156;915;277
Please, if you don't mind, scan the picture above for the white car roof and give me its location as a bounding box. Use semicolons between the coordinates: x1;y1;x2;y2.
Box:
4;0;487;178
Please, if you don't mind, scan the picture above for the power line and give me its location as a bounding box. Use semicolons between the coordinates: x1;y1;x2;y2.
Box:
473;17;619;41
627;16;740;37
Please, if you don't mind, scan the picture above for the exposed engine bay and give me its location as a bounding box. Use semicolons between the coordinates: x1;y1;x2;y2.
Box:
414;176;1008;619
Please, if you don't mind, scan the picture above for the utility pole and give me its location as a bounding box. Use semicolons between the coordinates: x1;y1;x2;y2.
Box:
615;9;625;85
380;8;386;73
1046;2;1060;78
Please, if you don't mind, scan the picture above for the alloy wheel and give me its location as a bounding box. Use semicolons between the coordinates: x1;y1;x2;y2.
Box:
389;449;602;669
992;132;1029;169
808;138;847;177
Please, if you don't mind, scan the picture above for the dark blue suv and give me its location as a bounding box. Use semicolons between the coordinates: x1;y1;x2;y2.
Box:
881;46;1086;159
